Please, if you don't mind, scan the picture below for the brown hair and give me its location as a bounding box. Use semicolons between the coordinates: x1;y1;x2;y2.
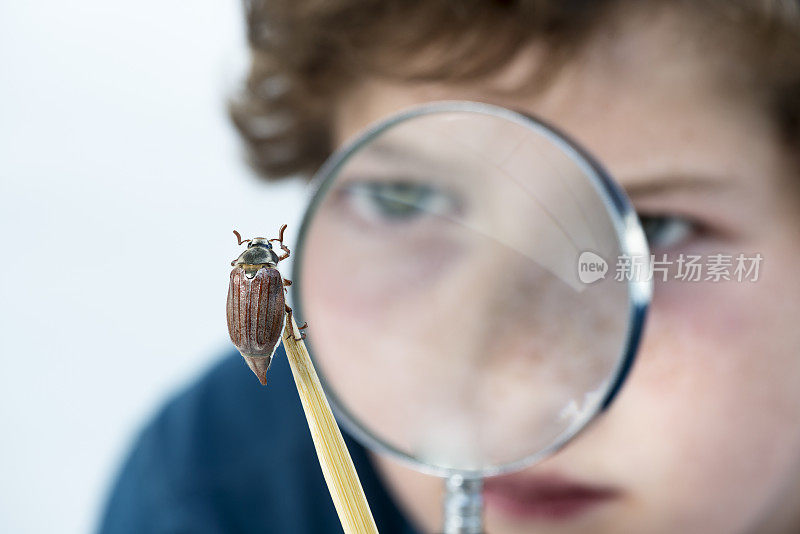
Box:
229;0;800;181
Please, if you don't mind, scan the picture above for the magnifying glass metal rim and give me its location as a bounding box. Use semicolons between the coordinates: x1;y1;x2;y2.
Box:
291;100;652;478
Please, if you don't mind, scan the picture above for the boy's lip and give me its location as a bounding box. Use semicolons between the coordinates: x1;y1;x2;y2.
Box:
483;471;622;521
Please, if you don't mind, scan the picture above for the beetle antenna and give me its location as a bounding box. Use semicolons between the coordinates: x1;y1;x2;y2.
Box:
269;224;288;245
233;230;251;246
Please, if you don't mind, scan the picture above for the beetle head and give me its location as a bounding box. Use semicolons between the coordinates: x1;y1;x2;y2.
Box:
248;237;272;249
235;237;279;268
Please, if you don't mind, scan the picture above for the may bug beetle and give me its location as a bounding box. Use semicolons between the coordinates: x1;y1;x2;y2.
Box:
226;224;306;385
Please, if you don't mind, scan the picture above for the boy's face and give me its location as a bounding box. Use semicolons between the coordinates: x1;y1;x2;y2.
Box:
318;7;800;534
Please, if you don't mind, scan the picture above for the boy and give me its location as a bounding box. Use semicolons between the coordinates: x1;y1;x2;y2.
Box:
99;1;800;532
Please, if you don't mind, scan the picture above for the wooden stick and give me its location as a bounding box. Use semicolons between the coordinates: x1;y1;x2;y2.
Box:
282;314;379;534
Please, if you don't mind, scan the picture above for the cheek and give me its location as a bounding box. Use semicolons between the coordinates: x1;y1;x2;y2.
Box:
610;250;800;529
300;232;629;468
299;232;489;457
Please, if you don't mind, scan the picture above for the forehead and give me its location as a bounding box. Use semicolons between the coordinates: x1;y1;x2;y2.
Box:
334;6;776;189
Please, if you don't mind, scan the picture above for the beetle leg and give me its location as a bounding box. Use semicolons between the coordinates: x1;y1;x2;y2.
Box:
283;278;292;286
276;244;291;262
270;224;288;246
284;304;307;341
233;229;250;245
285;304;294;333
270;224;291;261
295;321;308;340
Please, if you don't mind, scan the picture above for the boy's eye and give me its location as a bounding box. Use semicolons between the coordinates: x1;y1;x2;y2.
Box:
339;180;461;224
338;184;698;251
638;214;695;251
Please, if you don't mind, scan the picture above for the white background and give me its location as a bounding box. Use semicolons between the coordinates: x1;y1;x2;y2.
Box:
0;2;306;532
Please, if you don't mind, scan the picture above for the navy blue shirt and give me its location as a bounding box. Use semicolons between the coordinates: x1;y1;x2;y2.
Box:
97;346;419;534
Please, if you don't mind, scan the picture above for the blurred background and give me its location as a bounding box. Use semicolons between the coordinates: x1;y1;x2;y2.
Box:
0;1;305;532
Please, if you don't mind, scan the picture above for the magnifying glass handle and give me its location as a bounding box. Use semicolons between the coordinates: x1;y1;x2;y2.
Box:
281;314;379;534
443;475;484;534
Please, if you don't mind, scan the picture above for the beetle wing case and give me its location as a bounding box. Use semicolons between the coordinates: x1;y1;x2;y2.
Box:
226;266;286;385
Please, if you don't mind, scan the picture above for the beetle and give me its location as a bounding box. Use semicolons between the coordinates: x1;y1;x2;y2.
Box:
226;224;307;385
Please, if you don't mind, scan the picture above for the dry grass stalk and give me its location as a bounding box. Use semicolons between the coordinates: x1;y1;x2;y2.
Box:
282;314;379;534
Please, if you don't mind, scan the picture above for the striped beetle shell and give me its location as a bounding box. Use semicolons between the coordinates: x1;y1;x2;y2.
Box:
226;237;286;384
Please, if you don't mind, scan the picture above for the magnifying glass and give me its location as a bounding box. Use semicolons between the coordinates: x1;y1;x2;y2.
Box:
290;101;651;533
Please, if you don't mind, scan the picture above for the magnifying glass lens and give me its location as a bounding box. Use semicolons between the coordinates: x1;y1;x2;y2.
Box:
296;107;646;473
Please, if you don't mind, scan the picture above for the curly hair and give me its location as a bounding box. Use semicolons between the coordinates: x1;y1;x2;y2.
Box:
229;0;800;181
